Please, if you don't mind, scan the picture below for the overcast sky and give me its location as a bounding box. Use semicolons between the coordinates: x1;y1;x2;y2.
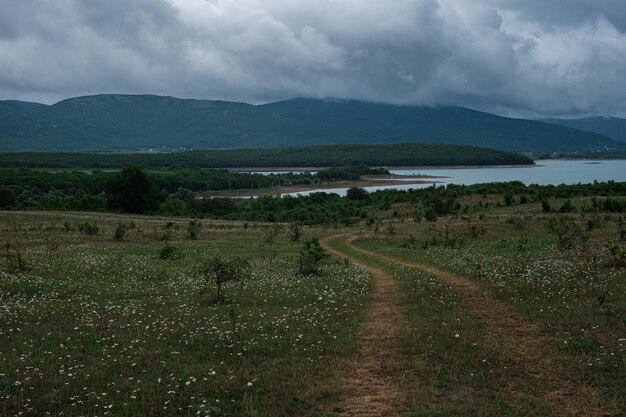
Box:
1;0;625;117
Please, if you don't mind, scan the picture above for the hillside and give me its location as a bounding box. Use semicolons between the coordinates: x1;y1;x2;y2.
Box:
541;116;626;144
0;94;623;153
265;98;622;153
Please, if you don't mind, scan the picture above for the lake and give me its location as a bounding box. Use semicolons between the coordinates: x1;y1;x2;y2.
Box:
284;160;626;196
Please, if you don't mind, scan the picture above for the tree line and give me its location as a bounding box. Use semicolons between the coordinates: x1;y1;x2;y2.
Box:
1;166;625;225
0;143;534;168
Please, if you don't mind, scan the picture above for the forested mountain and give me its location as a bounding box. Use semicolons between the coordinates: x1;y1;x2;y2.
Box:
0;94;622;153
540;116;626;144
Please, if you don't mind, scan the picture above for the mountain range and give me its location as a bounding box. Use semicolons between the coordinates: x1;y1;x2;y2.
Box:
539;117;626;145
0;94;624;154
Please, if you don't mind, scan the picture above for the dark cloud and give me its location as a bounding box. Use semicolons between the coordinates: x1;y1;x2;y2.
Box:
1;0;625;117
491;0;626;32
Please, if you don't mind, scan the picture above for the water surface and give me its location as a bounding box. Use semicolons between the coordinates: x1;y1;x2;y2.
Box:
285;160;626;197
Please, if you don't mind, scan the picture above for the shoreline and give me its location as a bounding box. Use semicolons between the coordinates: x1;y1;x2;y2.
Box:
227;163;537;172
207;178;443;198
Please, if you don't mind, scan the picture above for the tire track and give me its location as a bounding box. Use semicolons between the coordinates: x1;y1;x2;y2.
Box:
322;237;406;417
345;237;610;417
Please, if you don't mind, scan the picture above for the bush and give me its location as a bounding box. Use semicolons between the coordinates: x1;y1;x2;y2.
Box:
158;244;178;260
113;223;128;241
548;217;587;251
604;240;626;267
601;198;626;213
424;207;438;222
289;222;302;242
3;242;29;273
400;235;418;249
77;222;99;235
187;220;202;240
298;238;327;276
559;199;576;213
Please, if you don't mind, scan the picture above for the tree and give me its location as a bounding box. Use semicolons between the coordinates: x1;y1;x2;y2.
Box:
105;166;160;213
289;221;302;241
0;186;16;209
346;186;368;201
559;199;576;213
200;256;248;304
424;207;438;222
298;238;327;276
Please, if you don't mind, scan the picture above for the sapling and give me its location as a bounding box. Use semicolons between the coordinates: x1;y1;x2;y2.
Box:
200;256;248;304
298;238;327;276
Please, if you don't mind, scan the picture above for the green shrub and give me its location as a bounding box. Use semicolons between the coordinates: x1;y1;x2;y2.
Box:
298;238;327;276
113;223;128;241
77;222;99;235
187;220;202;240
289;222;302;242
559;199;576;213
424;207;437;222
158;245;178;260
3;242;29;273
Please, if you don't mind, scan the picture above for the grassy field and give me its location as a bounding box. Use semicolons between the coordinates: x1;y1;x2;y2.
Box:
348;203;625;415
0;212;371;416
1;195;625;416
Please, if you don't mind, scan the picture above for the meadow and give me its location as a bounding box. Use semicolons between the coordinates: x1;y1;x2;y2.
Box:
338;200;626;415
0;212;371;416
1;191;625;416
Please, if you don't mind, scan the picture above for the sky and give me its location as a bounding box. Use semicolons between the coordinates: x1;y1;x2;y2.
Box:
1;0;625;117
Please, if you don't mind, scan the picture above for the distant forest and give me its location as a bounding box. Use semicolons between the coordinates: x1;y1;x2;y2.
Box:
0;143;534;168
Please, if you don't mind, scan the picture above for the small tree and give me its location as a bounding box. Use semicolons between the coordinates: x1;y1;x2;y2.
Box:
548;217;587;252
298;238;327;276
113;223;128;241
187;220;202;240
424;207;438;222
346;187;368;201
604;240;626;267
200;256;248;304
289;222;302;242
559;199;576;213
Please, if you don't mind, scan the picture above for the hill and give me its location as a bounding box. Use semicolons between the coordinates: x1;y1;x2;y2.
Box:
540;116;626;144
0;94;623;153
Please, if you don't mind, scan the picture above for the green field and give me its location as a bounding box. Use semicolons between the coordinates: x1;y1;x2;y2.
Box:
1;189;625;416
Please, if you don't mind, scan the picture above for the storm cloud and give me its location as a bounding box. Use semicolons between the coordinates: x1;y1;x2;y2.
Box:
1;0;625;117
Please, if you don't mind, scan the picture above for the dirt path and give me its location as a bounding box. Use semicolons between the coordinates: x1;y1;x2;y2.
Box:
345;239;609;417
321;237;406;417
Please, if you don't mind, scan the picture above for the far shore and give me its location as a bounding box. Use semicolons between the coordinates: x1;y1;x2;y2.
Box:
228;163;538;172
205;178;444;198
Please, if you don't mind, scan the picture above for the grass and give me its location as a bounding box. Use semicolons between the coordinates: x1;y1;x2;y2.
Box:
1;199;625;416
325;238;552;416
355;212;625;415
0;212;371;416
